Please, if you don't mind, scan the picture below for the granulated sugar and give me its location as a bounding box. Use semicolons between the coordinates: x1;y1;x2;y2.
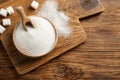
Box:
14;16;56;57
38;0;72;38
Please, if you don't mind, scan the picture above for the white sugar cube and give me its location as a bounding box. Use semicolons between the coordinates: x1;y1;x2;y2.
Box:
0;8;8;17
2;19;11;26
6;6;14;15
31;0;39;9
0;25;6;34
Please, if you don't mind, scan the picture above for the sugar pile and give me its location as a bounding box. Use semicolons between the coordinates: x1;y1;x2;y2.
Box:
38;0;72;38
14;16;56;57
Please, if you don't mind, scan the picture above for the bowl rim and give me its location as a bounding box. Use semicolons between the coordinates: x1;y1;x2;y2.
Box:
13;15;58;58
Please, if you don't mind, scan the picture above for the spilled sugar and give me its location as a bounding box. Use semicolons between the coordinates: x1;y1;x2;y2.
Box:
14;16;56;57
38;0;72;38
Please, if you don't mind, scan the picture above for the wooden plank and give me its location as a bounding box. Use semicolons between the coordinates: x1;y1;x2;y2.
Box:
0;52;120;79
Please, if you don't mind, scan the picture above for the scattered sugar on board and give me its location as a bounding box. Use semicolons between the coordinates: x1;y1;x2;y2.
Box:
6;6;14;15
0;25;6;34
31;0;39;9
0;8;7;17
37;0;72;38
2;18;11;26
14;16;56;57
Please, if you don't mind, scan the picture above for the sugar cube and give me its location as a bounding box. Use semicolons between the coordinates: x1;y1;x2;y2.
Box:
0;25;6;34
2;19;11;26
6;6;14;15
31;0;39;9
0;8;8;17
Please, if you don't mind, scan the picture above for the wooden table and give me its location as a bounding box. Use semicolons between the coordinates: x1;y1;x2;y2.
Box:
0;0;120;80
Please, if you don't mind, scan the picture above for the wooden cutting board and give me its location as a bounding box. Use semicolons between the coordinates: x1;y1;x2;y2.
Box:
0;0;104;75
1;19;87;75
57;0;105;19
0;0;105;39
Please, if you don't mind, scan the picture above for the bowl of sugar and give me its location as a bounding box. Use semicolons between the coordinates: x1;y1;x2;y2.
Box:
13;15;58;58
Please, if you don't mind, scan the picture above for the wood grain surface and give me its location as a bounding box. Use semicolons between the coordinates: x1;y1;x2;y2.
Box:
0;0;8;4
0;0;120;80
